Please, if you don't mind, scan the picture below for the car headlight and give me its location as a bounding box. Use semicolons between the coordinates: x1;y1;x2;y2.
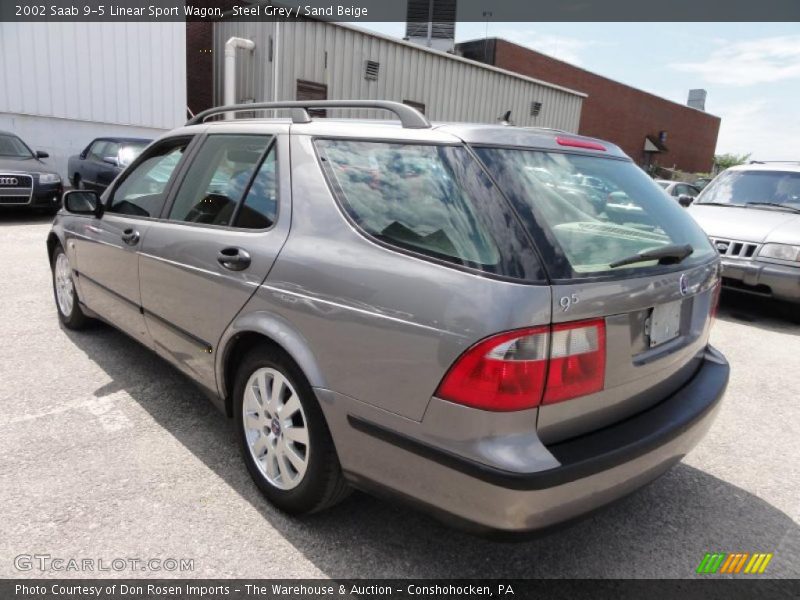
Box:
39;173;61;185
759;243;800;262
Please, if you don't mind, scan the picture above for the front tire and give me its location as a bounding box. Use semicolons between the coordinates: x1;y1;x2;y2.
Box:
52;245;90;330
234;345;349;514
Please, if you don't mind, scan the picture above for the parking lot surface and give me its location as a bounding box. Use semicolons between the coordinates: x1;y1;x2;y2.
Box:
1;213;798;579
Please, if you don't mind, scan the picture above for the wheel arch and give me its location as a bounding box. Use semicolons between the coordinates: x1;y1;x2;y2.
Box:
217;311;327;418
46;231;62;267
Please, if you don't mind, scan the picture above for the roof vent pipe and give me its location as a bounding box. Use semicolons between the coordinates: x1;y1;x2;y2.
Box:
224;37;255;119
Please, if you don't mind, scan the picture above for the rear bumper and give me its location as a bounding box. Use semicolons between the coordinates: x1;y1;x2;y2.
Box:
327;345;729;534
720;257;800;303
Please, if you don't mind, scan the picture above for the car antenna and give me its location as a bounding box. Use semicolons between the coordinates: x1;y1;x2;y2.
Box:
499;110;512;126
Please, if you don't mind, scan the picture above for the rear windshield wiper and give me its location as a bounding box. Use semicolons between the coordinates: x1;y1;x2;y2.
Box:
746;202;800;214
609;243;694;269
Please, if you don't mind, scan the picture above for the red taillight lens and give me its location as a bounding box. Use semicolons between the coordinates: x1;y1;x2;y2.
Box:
435;319;607;411
436;326;549;411
542;319;606;404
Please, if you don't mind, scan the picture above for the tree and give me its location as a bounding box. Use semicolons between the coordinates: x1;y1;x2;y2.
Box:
714;153;751;171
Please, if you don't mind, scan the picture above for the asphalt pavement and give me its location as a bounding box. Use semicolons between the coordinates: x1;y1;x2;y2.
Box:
1;212;798;579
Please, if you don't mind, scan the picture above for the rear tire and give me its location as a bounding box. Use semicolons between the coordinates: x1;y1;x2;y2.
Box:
52;245;90;330
234;345;350;514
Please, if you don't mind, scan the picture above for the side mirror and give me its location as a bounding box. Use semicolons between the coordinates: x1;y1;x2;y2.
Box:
63;190;103;217
678;194;694;207
35;150;49;159
102;156;120;167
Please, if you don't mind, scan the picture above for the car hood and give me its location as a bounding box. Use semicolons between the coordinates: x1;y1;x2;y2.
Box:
0;157;55;174
688;204;800;245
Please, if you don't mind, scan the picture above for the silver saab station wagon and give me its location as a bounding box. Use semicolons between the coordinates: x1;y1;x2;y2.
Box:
48;101;728;534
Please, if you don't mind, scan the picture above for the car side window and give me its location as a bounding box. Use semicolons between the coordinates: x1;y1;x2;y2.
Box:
107;139;189;218
234;143;278;229
89;141;107;161
167;135;272;226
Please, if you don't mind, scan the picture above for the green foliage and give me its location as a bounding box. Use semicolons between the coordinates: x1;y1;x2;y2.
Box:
714;153;751;170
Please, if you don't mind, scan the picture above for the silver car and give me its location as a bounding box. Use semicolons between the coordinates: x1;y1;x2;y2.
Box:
47;101;728;534
689;162;800;304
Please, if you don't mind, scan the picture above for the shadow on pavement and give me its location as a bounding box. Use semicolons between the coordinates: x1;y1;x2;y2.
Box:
716;290;799;333
0;207;56;226
63;322;799;578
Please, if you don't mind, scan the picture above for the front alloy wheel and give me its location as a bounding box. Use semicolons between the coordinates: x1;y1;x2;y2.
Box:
52;246;89;329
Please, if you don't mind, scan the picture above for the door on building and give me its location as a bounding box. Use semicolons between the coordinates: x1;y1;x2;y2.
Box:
296;80;328;117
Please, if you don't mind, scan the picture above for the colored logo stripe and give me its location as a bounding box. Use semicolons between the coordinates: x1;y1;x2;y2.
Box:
697;552;773;574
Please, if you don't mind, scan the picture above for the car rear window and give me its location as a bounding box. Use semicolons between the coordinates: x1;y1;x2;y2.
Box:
474;147;716;280
315;139;544;282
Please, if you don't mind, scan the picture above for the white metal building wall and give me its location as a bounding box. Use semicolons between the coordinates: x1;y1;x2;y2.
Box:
0;22;186;179
213;20;583;131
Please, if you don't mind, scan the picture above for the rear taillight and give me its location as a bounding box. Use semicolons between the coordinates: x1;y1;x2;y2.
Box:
542;319;606;404
435;319;606;411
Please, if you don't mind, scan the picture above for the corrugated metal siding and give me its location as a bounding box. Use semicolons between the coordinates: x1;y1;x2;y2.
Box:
0;22;186;129
214;20;582;131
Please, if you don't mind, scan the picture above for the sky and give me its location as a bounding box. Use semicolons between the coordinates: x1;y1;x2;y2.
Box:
359;22;800;161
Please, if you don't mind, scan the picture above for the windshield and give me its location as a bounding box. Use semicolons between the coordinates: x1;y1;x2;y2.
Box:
0;134;34;159
474;148;715;278
119;142;148;167
697;169;800;208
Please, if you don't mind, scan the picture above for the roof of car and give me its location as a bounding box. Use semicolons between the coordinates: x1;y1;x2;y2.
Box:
173;117;629;159
92;137;152;143
0;130;21;137
727;162;800;174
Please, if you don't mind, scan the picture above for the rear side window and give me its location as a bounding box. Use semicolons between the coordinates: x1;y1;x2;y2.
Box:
315;139;543;281
475;147;716;280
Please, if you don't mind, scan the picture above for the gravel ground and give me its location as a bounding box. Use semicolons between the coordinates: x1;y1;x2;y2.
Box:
1;212;798;579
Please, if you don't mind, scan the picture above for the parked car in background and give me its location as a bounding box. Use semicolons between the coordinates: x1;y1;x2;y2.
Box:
694;177;713;190
0;130;62;212
689;162;800;304
655;179;701;206
48;101;727;534
68;137;151;192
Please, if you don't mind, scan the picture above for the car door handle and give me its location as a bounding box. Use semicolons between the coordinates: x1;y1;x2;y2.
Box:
121;228;140;245
217;247;251;271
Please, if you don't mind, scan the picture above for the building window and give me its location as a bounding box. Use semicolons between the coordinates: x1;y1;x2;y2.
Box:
403;99;426;115
296;80;328;117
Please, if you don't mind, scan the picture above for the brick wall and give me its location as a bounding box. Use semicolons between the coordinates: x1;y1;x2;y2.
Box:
459;38;720;173
186;21;214;116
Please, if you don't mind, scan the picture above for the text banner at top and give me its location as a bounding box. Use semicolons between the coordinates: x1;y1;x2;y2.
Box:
3;0;800;22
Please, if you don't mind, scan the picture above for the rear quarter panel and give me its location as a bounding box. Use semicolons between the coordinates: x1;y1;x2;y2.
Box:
233;134;552;421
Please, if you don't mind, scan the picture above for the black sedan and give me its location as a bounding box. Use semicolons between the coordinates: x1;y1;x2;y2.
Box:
68;137;151;192
0;130;63;212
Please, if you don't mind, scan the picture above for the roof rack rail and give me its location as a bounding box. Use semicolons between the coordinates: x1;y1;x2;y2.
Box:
186;100;431;129
749;160;800;164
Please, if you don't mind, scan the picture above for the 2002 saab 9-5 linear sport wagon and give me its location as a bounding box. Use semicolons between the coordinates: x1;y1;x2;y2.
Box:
47;101;729;534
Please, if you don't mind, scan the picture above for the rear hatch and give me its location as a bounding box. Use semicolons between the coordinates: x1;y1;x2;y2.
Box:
473;143;720;443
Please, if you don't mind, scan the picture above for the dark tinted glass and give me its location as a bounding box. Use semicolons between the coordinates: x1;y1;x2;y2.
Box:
168;135;271;226
108;140;189;218
475;147;715;279
316;139;543;281
235;144;277;229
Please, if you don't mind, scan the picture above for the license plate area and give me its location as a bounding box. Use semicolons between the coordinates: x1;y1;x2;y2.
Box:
646;299;682;347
